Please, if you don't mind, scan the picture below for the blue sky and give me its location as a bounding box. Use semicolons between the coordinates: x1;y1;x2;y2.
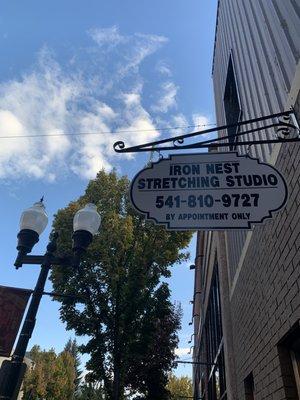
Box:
0;0;218;377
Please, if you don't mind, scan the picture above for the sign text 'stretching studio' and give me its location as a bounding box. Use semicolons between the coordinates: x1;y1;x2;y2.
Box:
130;153;287;230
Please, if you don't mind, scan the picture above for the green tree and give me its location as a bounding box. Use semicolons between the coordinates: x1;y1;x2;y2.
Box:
126;285;182;399
167;374;193;399
50;170;192;400
64;338;82;391
23;346;47;399
75;382;105;400
23;345;76;400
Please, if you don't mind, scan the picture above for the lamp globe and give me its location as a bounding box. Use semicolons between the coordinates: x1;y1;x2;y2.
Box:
15;200;48;268
72;203;101;267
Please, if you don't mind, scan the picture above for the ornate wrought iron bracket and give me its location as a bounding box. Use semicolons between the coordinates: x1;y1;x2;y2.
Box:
113;110;300;154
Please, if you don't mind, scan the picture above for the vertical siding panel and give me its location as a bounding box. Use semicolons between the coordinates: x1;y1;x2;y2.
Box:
214;0;253;267
240;0;276;158
212;0;300;277
219;2;239;149
291;0;300;19
223;0;253;155
229;0;265;159
263;0;295;89
246;0;283;155
214;1;236;148
236;0;269;161
255;2;285;109
218;3;231;87
257;0;289;102
247;1;284;110
272;0;300;63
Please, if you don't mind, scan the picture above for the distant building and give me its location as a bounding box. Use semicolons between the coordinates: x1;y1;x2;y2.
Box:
192;1;300;399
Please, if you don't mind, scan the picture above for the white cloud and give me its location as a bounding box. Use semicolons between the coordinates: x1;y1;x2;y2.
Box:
88;28;168;84
71;90;160;179
0;28;169;181
70;107;114;179
152;81;178;113
117;33;168;79
1;29;213;182
175;347;190;357
192;114;215;141
0;49;79;180
115;91;160;157
156;61;172;77
122;92;141;107
192;114;210;129
169;113;189;136
88;26;124;47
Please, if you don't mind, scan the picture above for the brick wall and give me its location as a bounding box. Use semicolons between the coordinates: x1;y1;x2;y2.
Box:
229;91;300;399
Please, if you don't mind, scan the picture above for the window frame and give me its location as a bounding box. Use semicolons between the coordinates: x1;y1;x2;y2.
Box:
198;262;227;400
278;321;300;399
223;52;243;150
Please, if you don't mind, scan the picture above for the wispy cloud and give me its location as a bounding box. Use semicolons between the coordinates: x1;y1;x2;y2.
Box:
115;33;168;79
0;26;211;182
192;113;215;141
0;48;79;180
88;26;125;47
192;114;210;129
0;28;166;181
156;60;172;77
169;113;189;136
152;81;178;113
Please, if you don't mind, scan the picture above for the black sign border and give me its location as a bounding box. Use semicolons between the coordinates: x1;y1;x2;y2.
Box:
130;152;288;231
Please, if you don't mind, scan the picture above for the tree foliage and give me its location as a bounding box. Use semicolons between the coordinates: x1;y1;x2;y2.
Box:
22;345;75;400
125;285;182;399
64;338;82;391
75;382;105;400
167;375;193;399
50;170;192;399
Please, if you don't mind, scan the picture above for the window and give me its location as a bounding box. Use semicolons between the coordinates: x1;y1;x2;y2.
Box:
278;322;300;398
291;348;300;397
244;372;255;400
198;263;227;399
223;54;242;149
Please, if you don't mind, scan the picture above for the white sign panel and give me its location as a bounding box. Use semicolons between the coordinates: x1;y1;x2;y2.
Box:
130;152;288;230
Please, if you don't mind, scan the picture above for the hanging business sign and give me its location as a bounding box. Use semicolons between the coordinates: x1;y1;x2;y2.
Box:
0;285;31;357
130;152;288;230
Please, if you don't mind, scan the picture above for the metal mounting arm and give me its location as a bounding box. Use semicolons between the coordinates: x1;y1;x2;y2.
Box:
113;110;299;154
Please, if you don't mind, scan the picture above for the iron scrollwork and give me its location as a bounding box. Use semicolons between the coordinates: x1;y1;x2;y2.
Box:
113;110;300;154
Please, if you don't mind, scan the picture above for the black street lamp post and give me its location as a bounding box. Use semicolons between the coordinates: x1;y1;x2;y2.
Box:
0;201;101;400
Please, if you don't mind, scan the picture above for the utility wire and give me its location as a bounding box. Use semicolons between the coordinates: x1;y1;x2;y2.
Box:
174;357;194;363
171;396;192;399
0;123;217;139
